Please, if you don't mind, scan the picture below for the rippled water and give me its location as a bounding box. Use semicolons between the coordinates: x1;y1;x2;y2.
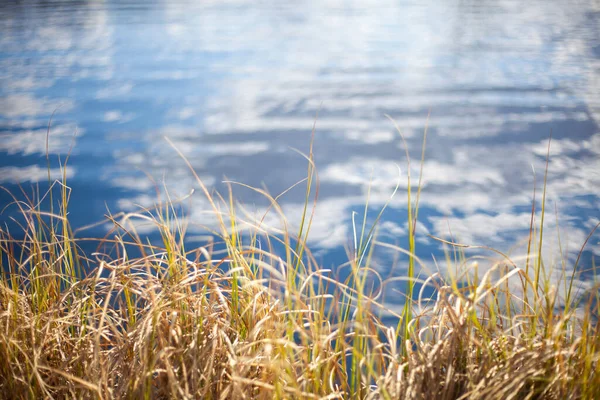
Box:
1;0;599;306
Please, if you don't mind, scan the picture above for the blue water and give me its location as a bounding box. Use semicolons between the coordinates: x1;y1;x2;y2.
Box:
1;0;599;310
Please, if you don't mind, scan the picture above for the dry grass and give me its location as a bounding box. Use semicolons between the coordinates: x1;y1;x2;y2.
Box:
1;132;599;399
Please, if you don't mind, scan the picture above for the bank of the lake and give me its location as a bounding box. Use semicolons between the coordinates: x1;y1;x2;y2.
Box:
1;157;598;399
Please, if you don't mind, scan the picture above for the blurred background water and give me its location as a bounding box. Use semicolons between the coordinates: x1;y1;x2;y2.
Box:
1;0;599;308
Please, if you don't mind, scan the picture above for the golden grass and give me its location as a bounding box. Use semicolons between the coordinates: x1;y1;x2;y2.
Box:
0;130;598;399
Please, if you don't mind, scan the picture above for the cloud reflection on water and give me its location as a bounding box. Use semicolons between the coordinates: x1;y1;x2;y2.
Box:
1;0;599;307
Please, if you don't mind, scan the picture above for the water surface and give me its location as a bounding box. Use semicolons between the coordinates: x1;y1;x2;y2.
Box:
1;0;599;308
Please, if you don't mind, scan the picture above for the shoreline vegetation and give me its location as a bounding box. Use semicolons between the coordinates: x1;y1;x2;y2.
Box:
1;127;599;399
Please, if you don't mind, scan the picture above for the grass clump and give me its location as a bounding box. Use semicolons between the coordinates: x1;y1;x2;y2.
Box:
0;128;599;399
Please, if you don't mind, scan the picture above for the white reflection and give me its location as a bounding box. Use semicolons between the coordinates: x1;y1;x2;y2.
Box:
0;94;72;119
104;111;135;123
0;124;79;156
0;165;74;184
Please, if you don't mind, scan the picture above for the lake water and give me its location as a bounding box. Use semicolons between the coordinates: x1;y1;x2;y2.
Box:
1;0;599;308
